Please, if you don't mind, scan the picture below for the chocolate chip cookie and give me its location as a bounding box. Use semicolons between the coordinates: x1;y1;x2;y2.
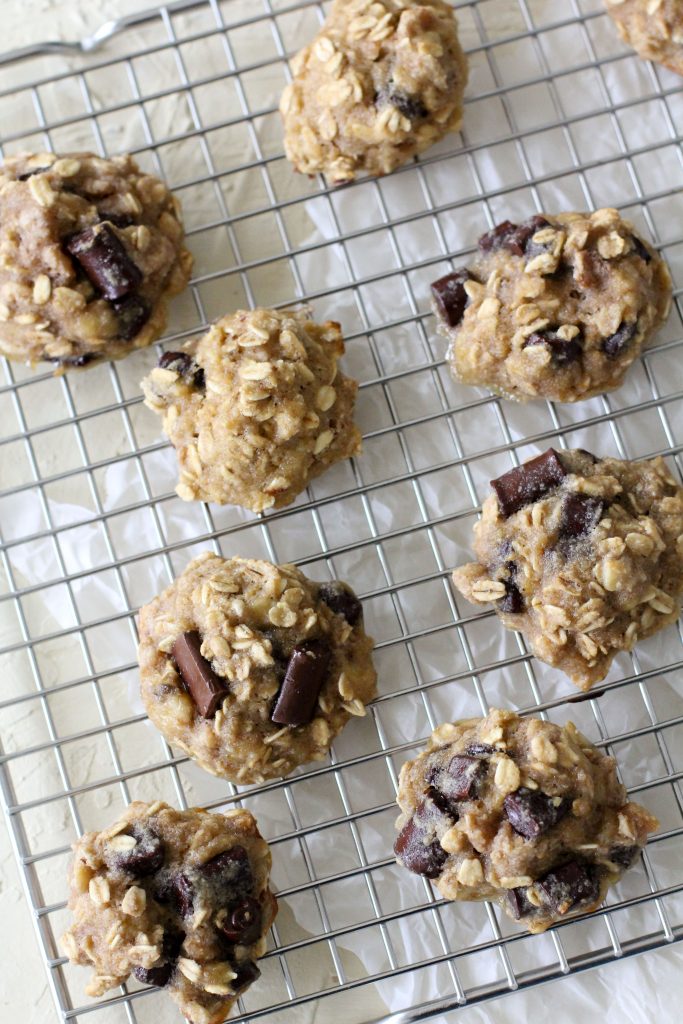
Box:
141;306;361;511
394;708;658;933
431;209;671;402
280;0;468;184
452;448;683;690
0;151;192;369
61;800;276;1024
606;0;683;76
138;553;377;784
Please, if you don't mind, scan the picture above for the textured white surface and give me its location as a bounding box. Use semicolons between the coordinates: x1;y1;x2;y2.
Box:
1;2;682;1023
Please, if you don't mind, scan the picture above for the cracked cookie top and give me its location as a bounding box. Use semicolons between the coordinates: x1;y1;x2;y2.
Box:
431;209;672;402
61;801;276;1024
138;553;377;783
141;306;361;511
280;0;468;183
394;709;658;933
453;448;683;689
0;151;192;369
605;0;683;76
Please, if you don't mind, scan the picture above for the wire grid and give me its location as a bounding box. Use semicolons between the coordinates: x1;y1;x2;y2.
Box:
0;0;682;1021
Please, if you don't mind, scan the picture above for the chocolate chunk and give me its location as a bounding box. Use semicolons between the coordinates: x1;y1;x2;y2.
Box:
133;962;175;987
394;816;448;878
608;845;639;868
115;827;165;877
101;213;135;230
200;846;253;892
465;743;494;757
65;224;142;301
172;631;228;719
559;493;604;541
630;234;652;264
478;216;550;257
111;294;149;341
524;329;582;366
219;897;262;944
577;449;598;464
507;886;535;920
478;220;518;253
162;928;185;959
491;449;567;518
431;268;471;329
428;754;487;817
537;860;600;914
385;89;428;121
271;638;331;727
45;352;97;368
158;350;205;389
318;581;363;626
158;872;194;918
231;959;261;994
602;320;638;359
499;577;524;614
504;788;570;840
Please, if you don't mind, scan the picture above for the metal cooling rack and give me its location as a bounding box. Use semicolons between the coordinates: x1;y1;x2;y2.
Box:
0;1;682;1022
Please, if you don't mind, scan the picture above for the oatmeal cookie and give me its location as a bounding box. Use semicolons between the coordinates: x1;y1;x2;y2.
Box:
61;800;276;1024
431;209;671;402
0;151;192;369
138;553;377;783
394;709;658;933
141;306;361;510
452;448;683;689
280;0;468;184
606;0;683;76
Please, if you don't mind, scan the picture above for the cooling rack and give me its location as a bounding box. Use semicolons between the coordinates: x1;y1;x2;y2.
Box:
0;1;682;1022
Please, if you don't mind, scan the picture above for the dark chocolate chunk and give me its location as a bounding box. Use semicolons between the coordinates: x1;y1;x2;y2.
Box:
385;89;428;121
499;577;524;614
630;234;652;264
172;631;228;719
491;448;567;518
271;638;331;727
608;845;639;868
478;216;550;257
318;581;363;626
219;897;262;944
478;220;518;253
602;320;638;359
112;294;150;341
45;352;97;368
133;962;175;987
537;860;600;914
231;959;261;994
101;213;135;230
558;493;604;542
158;350;205;389
394;816;448;878
444;754;486;800
200;845;253;893
577;449;598;464
65;224;142;301
162;928;185;960
158;872;194;918
431;268;471;329
524;329;582;366
504;788;570;840
465;743;494;757
115;826;165;877
507;886;535;920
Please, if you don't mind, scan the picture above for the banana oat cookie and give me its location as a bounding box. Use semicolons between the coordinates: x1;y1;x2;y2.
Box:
138;553;377;783
431;209;671;402
452;448;683;690
61;801;276;1024
280;0;467;184
606;0;683;76
141;306;361;511
394;709;658;933
0;151;192;369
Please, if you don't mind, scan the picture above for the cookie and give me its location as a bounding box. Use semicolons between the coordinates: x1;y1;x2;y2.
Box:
141;306;361;511
60;800;276;1024
394;708;658;933
605;0;683;76
138;553;377;783
452;448;683;690
431;209;672;402
280;0;468;184
0;151;192;369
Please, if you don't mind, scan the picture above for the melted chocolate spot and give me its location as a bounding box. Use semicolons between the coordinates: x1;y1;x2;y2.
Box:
158;351;205;389
133;962;175;987
524;329;582;367
602;321;638;359
112;294;149;341
608;845;639;868
558;493;604;542
318;581;363;626
115;827;165;877
219;897;262;944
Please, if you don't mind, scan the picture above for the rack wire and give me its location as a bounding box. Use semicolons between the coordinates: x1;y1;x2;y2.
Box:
0;1;682;1021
